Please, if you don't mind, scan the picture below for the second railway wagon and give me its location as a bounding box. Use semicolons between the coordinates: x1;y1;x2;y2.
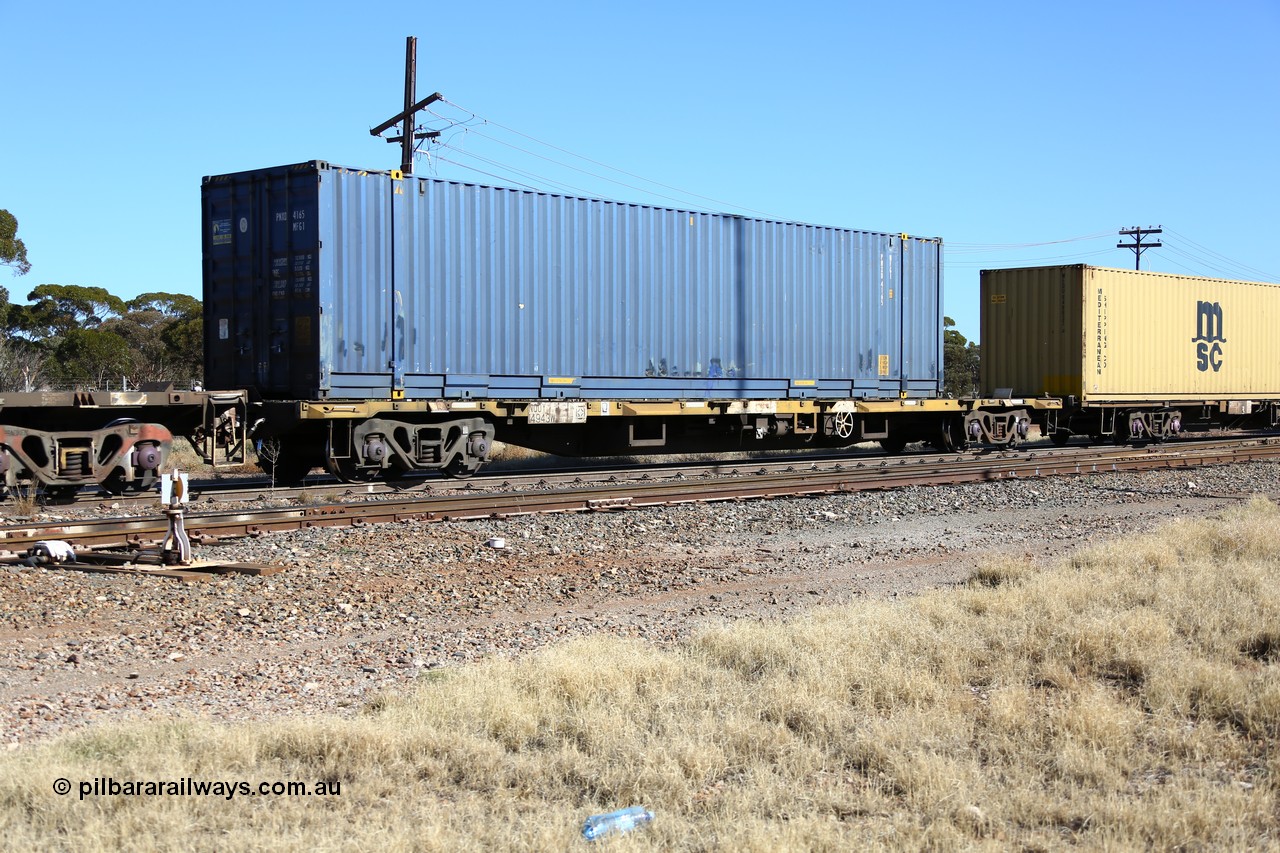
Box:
981;264;1280;443
202;161;1025;482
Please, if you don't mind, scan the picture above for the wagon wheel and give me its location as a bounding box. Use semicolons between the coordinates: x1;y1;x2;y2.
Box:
831;411;855;440
323;439;380;484
879;436;908;455
1050;430;1072;447
381;457;415;488
101;468;129;495
256;443;317;487
42;484;81;503
931;417;968;452
99;418;141;495
443;453;481;479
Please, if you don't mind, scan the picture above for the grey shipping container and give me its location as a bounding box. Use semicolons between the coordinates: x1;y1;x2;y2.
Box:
202;161;943;402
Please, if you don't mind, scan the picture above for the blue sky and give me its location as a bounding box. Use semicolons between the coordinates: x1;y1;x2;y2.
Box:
2;1;1276;341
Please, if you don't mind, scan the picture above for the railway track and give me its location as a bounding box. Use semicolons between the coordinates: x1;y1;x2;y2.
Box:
3;437;1278;556
18;431;1280;508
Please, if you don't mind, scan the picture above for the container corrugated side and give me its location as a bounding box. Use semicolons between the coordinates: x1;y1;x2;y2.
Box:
982;265;1280;401
205;161;944;402
389;172;941;400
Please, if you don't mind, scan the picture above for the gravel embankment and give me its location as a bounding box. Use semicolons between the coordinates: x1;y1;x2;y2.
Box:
3;461;1278;744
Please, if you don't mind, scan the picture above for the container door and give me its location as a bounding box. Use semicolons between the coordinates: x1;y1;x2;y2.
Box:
317;169;395;399
898;237;942;396
203;164;321;399
265;170;321;397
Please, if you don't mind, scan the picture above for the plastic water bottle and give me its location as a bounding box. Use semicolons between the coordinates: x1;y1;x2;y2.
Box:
581;805;654;841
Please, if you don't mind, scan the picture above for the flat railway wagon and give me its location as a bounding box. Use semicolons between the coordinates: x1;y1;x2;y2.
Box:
0;387;247;497
203;161;1041;483
981;264;1280;444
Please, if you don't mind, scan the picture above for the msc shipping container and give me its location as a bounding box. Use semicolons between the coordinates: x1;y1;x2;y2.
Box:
202;161;943;403
980;264;1280;402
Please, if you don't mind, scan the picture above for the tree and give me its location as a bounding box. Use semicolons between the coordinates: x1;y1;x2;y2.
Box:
0;210;31;277
160;313;204;380
0;337;49;392
8;283;126;342
942;316;981;398
102;291;204;383
47;327;134;389
127;292;202;318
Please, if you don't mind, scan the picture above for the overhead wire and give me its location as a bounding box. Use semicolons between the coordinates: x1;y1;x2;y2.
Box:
1159;242;1270;281
429;154;546;193
399;103;1280;283
433;98;776;217
434;140;596;196
1158;252;1213;277
945;248;1115;268
443;125;730;210
947;231;1114;252
1161;230;1278;282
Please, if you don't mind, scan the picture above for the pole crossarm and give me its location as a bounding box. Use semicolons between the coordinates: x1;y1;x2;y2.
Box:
384;131;441;143
1118;226;1163;270
369;92;443;138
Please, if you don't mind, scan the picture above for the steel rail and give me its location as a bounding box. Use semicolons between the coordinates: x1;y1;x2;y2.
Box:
40;433;1280;507
2;440;1278;555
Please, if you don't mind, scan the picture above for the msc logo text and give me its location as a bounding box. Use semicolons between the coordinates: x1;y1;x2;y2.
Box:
1193;300;1225;373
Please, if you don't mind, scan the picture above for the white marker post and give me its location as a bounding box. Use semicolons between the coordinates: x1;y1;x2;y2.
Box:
160;471;192;565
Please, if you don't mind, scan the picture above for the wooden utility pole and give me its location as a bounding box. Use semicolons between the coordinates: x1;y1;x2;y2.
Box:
369;36;442;175
1117;226;1162;270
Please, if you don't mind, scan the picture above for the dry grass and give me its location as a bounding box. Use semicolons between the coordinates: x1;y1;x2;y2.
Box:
2;499;1278;851
5;489;39;519
166;437;261;478
162;437;210;475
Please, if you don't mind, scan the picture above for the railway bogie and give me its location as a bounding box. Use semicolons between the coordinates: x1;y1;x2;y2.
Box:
1;419;170;494
248;401;497;484
1045;400;1280;446
0;389;248;495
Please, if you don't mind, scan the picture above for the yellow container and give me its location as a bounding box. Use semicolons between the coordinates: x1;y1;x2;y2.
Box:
981;265;1280;403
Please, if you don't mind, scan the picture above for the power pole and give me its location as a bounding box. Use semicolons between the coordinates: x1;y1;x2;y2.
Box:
369;36;442;175
1117;226;1162;270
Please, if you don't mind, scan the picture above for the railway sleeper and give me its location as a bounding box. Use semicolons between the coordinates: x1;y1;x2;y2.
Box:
0;421;171;493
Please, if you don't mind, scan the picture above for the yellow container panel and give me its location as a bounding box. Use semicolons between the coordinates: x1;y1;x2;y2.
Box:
982;265;1280;403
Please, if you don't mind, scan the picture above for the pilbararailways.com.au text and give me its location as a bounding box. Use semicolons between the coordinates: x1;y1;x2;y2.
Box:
54;777;342;801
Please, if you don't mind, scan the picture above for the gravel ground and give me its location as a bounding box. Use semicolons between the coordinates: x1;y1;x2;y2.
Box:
3;460;1278;745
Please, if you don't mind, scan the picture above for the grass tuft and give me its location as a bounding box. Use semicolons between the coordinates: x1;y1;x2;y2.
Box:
2;498;1279;850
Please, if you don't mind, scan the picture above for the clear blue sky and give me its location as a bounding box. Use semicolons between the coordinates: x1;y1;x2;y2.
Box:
3;0;1277;341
